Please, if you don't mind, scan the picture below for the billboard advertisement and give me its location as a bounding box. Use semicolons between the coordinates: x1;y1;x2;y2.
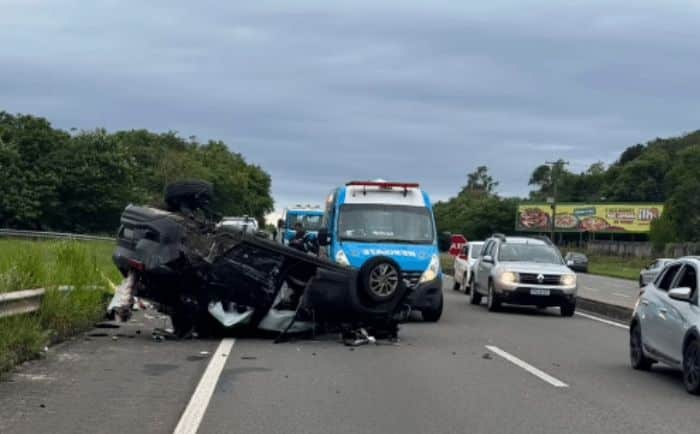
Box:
516;203;664;233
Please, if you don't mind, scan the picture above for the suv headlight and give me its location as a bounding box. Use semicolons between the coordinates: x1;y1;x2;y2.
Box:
335;249;350;266
419;254;440;284
560;274;576;286
499;271;518;285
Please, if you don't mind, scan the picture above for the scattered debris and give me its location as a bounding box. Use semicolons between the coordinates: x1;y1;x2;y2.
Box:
94;322;121;329
482;353;492;360
111;336;119;341
199;351;210;356
241;356;257;360
87;333;109;338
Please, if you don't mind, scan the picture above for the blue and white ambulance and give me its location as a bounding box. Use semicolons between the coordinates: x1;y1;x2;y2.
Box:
317;181;443;321
281;205;324;244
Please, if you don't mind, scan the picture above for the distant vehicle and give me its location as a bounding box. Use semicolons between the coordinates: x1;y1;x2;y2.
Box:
453;241;484;293
564;252;589;273
471;234;577;317
630;257;700;394
218;216;259;234
318;180;443;322
281;205;324;244
639;258;674;287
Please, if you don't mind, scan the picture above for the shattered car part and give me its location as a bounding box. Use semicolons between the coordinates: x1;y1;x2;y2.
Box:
112;198;412;340
107;273;135;322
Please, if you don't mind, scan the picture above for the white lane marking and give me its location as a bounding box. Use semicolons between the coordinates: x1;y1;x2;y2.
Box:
612;292;631;298
174;338;235;434
485;345;568;388
575;312;629;330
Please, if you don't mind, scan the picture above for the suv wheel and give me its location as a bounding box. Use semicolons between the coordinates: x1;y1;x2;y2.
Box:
560;301;576;317
630;323;654;371
470;283;482;305
452;277;461;291
359;257;403;303
683;339;700;394
422;293;443;322
487;281;501;312
465;273;472;295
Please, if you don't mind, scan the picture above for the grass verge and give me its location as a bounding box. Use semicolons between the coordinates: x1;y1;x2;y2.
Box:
586;255;648;281
0;239;117;374
440;253;455;275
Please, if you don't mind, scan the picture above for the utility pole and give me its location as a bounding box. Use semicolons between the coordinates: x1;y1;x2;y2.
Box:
545;159;569;244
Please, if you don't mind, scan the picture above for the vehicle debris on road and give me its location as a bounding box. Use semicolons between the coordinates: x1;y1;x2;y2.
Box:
108;180;413;343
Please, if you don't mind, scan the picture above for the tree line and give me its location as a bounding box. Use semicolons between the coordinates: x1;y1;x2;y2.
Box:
0;111;274;233
436;129;700;249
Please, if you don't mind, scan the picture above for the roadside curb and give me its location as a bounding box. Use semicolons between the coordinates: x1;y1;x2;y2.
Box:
576;296;632;324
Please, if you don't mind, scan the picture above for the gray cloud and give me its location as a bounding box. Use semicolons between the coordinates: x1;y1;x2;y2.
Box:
2;0;699;215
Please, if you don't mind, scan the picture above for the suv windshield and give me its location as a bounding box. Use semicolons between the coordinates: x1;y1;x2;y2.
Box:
498;243;563;264
287;213;323;231
338;204;434;244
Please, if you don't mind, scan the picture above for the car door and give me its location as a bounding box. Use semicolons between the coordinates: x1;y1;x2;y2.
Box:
643;263;682;360
476;241;494;292
658;264;698;363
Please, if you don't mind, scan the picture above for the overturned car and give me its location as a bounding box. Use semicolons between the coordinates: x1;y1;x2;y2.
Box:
110;181;413;341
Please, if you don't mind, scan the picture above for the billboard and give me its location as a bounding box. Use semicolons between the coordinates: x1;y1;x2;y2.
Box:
516;203;664;233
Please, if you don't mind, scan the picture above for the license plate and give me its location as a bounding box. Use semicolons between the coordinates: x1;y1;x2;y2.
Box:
530;289;551;296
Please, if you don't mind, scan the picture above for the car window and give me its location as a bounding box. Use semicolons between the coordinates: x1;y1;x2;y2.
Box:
470;244;483;258
674;265;698;297
482;241;493;257
656;264;682;291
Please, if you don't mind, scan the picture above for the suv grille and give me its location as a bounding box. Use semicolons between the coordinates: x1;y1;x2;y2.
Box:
403;271;422;289
519;273;561;285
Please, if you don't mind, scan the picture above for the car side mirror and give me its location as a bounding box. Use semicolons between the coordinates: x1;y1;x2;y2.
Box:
669;287;693;302
482;255;494;264
317;227;331;246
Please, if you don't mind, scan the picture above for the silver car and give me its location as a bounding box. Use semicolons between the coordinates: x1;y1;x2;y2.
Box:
639;258;673;287
471;234;577;316
630;257;700;394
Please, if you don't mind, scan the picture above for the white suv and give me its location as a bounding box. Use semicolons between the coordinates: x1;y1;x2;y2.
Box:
471;234;577;316
630;257;700;394
453;241;484;293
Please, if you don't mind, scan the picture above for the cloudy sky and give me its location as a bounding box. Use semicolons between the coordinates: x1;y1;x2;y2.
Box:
2;0;699;217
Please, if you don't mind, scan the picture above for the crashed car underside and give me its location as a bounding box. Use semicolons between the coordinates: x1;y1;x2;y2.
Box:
110;183;412;341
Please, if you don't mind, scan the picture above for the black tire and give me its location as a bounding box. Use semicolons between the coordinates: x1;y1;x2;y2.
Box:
560;301;576;317
452;276;461;291
630;322;654;371
422;293;443;322
470;283;482;305
465;273;472;295
359;256;403;303
683;339;700;395
487;281;501;312
165;180;213;211
639;276;644;288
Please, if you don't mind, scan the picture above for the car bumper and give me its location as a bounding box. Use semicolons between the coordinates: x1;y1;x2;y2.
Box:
405;275;443;310
494;283;577;307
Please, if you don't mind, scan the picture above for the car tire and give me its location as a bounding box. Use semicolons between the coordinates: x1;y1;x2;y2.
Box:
359;256;403;303
560;301;576;317
452;277;461;291
630;322;654;371
683;339;700;395
639;276;644;287
469;283;482;305
165;180;213;211
465;273;472;295
487;281;501;312
422;292;443;322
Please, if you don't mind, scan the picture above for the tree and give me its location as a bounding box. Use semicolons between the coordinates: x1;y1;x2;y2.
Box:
463;166;498;196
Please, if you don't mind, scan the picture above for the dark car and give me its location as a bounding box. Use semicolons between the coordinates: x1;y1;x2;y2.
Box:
564;252;589;273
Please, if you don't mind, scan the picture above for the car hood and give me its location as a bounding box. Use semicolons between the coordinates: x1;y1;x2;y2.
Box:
498;261;572;274
339;241;435;272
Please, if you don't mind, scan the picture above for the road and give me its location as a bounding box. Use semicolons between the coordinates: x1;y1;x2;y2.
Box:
2;278;699;434
577;272;638;309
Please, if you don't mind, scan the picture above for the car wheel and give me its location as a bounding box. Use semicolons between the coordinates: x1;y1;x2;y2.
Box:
165;180;213;211
683;339;700;395
630;323;654;371
422;293;443;322
560;301;576;317
639;276;644;287
469;283;482;305
487;281;501;312
452;276;461;291
359;256;403;303
465;273;472;295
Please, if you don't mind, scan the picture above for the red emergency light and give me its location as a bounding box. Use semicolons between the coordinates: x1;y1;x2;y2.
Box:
346;181;420;197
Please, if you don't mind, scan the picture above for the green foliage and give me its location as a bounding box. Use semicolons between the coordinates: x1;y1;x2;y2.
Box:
435;166;517;240
0;111;274;232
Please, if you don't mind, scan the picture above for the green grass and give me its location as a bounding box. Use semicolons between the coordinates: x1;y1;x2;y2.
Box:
586;255;648;281
0;239;119;374
440;253;455;275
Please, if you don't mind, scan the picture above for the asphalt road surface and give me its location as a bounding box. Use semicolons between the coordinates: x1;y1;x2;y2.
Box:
2;280;699;434
577;272;639;309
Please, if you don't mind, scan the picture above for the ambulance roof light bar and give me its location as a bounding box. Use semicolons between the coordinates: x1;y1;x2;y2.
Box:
345;181;420;197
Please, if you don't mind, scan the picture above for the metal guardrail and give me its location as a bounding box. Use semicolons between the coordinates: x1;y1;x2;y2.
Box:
0;288;46;318
0;229;115;242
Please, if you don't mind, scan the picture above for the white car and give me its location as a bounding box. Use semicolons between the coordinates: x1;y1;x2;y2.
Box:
630;257;700;394
639;258;673;287
452;241;484;293
218;216;259;234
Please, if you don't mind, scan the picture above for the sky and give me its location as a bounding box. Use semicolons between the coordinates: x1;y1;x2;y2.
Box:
2;0;700;221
